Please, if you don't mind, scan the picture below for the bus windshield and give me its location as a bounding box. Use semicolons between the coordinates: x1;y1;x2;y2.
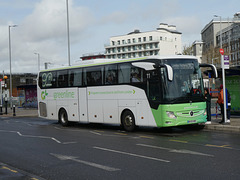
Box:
160;59;204;104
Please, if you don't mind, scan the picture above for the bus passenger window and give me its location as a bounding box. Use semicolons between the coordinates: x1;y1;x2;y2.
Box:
118;63;131;83
57;70;68;88
68;68;82;87
105;64;117;85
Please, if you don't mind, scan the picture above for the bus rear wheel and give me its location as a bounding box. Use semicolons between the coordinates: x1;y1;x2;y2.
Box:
121;110;136;132
59;109;69;126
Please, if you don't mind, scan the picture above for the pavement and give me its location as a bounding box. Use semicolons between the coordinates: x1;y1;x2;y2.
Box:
0;107;240;133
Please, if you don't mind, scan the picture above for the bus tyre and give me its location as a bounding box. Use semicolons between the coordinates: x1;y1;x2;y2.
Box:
121;110;136;132
59;109;69;126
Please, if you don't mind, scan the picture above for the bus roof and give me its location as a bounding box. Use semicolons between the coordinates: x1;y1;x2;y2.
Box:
39;55;198;72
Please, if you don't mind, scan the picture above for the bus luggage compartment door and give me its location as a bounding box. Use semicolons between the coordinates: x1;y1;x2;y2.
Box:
79;88;88;122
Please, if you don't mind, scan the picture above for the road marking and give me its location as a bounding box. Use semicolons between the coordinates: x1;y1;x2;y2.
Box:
114;132;127;135
93;146;170;163
0;130;62;144
90;131;102;135
1;166;18;173
137;144;214;157
139;135;154;139
169;139;188;143
205;144;232;149
50;153;120;172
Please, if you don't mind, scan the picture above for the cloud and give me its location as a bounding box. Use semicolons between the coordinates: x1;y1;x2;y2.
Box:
0;0;94;73
99;11;128;25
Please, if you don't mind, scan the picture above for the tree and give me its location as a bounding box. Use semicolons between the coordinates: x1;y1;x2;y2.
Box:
182;44;193;55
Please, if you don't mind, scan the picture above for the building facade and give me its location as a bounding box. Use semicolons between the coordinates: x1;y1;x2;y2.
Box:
105;23;182;59
215;13;240;67
192;40;204;63
201;12;240;66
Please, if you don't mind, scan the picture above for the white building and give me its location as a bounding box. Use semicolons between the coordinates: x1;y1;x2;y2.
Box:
105;23;182;59
192;40;203;63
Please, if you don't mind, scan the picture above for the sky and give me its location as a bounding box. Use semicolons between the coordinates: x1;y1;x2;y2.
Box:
0;0;239;73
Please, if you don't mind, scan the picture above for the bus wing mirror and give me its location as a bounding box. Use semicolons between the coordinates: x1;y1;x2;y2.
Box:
199;64;218;78
159;64;173;81
131;62;156;71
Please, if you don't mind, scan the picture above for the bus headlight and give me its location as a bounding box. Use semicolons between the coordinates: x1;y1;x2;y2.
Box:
166;111;176;119
204;109;207;116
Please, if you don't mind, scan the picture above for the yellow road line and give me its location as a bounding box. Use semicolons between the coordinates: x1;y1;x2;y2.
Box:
139;136;154;139
205;144;232;148
1;166;18;173
114;133;127;135
169;139;188;143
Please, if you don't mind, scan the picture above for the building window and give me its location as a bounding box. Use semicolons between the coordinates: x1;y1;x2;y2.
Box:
160;36;162;41
132;38;136;43
138;37;141;42
149;36;152;41
128;46;131;51
122;40;125;44
143;37;146;42
128;39;131;44
112;41;115;46
118;40;120;45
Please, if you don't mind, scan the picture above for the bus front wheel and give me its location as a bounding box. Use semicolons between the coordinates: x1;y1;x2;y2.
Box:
59;109;69;126
121;110;136;132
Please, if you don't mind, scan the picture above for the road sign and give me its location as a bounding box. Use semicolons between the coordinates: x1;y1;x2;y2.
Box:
224;55;229;69
219;48;224;55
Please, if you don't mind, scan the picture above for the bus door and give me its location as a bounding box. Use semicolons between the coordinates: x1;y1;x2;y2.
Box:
79;88;88;122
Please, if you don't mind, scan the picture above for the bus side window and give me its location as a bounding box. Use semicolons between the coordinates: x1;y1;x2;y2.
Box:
105;64;117;85
130;67;145;83
57;70;68;88
118;63;130;83
85;67;103;86
68;68;82;87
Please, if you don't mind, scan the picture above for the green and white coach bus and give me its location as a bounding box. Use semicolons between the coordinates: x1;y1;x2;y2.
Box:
37;55;217;131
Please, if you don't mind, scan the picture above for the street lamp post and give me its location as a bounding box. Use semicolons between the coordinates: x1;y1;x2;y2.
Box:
66;0;71;66
34;53;40;71
214;15;228;123
8;24;17;109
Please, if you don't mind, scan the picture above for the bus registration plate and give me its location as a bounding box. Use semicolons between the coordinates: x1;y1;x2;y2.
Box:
187;120;196;123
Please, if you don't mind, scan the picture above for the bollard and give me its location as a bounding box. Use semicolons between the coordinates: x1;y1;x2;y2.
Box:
13;105;16;116
0;105;2;115
5;101;7;114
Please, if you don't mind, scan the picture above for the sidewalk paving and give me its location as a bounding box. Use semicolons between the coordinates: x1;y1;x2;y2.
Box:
1;107;240;133
0;107;38;117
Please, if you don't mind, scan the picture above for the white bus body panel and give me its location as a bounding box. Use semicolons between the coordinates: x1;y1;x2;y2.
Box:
38;85;157;127
79;88;88;122
87;85;157;127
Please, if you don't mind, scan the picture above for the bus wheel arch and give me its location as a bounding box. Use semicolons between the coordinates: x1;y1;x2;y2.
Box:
58;108;69;126
121;109;136;132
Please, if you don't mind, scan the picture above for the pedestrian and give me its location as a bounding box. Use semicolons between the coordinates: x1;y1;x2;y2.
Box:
227;89;231;122
204;88;211;123
217;84;231;123
217;85;224;123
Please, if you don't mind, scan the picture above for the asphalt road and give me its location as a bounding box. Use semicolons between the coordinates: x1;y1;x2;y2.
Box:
0;116;240;180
